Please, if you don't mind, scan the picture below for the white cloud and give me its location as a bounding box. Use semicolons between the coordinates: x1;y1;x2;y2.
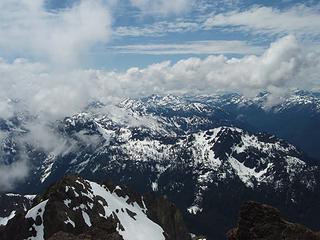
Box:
204;5;320;38
116;4;320;39
129;0;195;15
0;59;105;121
0;0;112;67
0;99;14;120
0;36;318;122
115;20;199;37
111;40;264;55
0;159;29;192
103;35;319;100
20;122;70;155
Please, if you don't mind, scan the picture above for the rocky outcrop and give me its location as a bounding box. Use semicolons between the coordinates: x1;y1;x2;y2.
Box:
0;175;190;240
0;193;34;225
143;193;190;240
0;193;34;215
227;201;320;240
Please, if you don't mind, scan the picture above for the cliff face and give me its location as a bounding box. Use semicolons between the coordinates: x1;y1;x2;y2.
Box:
227;201;320;240
0;175;190;240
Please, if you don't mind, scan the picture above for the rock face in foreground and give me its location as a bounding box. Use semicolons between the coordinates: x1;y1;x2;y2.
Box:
0;193;34;226
227;201;320;240
0;175;190;240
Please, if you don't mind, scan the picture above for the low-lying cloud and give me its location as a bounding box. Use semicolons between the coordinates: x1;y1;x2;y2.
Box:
105;35;318;101
0;35;318;122
0;159;29;192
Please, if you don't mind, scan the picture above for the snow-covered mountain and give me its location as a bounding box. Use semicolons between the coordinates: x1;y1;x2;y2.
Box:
1;91;320;239
0;175;190;240
121;91;320;159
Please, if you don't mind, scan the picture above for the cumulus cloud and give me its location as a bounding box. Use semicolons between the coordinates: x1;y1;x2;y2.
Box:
102;35;318;100
0;0;112;67
0;59;106;121
204;5;320;38
129;0;195;15
0;35;318;121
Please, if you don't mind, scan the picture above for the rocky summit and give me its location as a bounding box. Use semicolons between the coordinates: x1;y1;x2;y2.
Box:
0;175;190;240
227;201;320;240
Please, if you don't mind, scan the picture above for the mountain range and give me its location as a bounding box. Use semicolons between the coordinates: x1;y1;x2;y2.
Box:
1;90;320;239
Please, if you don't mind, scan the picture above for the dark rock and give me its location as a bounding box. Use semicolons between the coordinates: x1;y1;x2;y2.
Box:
143;192;191;240
0;193;33;218
48;232;91;240
227;201;320;240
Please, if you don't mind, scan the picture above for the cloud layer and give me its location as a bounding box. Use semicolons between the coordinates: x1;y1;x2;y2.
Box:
107;36;318;99
0;35;318;120
204;5;320;37
111;40;264;55
115;4;320;40
129;0;195;15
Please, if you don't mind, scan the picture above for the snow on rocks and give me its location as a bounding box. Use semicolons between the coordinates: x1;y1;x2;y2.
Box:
0;211;16;226
87;180;165;240
0;176;174;240
25;200;49;240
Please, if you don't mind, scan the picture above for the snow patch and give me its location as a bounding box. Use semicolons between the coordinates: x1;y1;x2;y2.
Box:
25;199;48;240
0;211;16;226
82;211;92;227
88;181;165;240
151;182;158;192
229;157;272;188
64;216;75;228
187;206;202;215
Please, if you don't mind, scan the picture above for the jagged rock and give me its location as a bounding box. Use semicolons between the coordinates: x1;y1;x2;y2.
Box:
0;193;34;226
47;230;122;240
227;201;320;240
48;232;91;240
0;175;190;240
143;193;190;240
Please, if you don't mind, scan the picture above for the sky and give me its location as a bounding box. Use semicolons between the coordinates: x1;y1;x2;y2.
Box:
0;0;319;106
1;0;320;69
0;0;320;190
